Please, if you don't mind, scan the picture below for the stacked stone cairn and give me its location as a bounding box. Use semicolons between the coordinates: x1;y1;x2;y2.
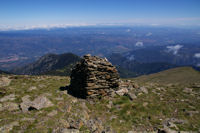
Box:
69;54;120;98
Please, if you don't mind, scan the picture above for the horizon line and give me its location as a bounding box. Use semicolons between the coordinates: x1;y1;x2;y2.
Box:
0;23;200;31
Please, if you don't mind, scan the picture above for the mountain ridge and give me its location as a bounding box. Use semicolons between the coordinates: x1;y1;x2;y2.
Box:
12;53;81;75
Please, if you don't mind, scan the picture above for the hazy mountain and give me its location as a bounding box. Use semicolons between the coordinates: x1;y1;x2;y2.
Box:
124;44;200;66
108;53;177;77
12;53;80;75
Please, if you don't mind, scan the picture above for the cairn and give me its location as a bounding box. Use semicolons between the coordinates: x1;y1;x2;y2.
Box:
69;54;120;98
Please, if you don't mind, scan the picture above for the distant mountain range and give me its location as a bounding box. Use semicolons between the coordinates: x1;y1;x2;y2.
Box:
12;52;179;78
1;27;200;71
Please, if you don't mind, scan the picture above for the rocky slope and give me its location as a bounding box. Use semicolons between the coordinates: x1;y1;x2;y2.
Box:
0;67;200;132
0;70;10;74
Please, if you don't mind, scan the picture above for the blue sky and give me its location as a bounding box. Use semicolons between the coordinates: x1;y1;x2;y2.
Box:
0;0;200;29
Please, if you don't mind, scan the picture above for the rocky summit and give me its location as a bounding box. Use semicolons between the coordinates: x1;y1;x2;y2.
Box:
0;67;200;132
69;54;120;98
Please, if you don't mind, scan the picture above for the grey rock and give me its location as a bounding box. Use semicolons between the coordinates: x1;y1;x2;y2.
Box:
139;87;148;94
32;95;53;110
0;94;16;102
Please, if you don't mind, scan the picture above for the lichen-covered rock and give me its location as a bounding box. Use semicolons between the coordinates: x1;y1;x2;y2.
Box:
20;95;53;112
69;54;120;98
0;77;11;87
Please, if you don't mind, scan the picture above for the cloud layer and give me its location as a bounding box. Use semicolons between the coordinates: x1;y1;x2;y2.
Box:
194;53;200;58
135;41;143;47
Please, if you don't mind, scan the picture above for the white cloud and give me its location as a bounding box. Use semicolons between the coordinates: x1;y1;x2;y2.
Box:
127;55;135;61
0;23;98;31
126;29;131;32
146;32;152;36
166;44;183;55
194;53;200;58
196;64;200;67
135;41;143;47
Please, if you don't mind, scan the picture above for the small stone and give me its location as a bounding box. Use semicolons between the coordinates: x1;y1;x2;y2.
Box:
21;117;35;122
183;88;193;93
47;110;58;116
143;102;148;107
106;101;113;109
28;86;37;91
116;88;128;96
139;87;148;94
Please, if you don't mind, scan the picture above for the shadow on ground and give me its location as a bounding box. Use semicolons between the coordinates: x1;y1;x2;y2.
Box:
59;85;86;99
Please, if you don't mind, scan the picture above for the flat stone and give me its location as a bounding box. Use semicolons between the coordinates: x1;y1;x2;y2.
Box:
32;95;54;110
20;95;53;112
0;94;16;102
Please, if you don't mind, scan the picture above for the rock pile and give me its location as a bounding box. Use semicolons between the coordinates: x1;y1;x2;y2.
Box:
69;54;120;98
